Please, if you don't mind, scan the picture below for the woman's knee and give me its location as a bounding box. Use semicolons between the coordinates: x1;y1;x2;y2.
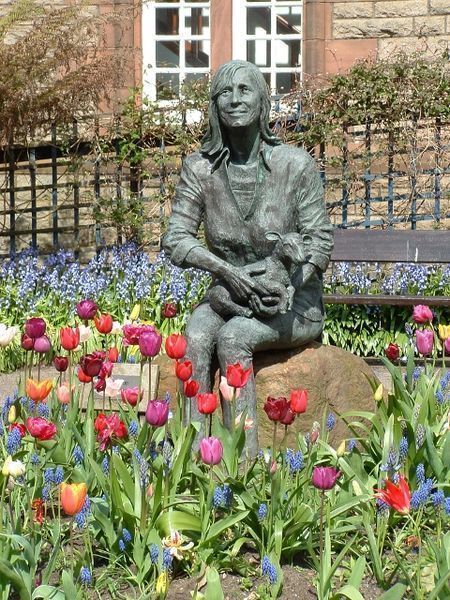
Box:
216;318;253;362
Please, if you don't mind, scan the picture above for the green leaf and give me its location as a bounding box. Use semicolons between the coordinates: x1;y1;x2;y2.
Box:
334;585;365;600
156;510;202;536
205;567;224;600
200;511;250;546
112;454;135;504
61;571;78;599
32;586;65;600
347;556;366;589
378;583;407;600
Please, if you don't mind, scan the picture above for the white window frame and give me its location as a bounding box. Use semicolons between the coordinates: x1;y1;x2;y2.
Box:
142;0;211;100
232;0;302;96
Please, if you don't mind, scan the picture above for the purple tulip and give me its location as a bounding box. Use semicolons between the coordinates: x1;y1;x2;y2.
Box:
76;299;98;321
139;330;162;358
33;335;51;354
445;338;450;355
145;399;169;427
312;466;341;490
199;437;223;466
415;329;434;356
25;317;46;339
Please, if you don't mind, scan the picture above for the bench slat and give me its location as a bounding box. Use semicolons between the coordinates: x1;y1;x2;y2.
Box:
331;230;450;263
324;293;450;307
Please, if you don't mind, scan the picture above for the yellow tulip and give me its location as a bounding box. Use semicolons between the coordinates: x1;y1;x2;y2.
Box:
7;405;16;423
438;324;450;341
155;573;167;595
374;383;384;402
337;440;346;457
129;303;141;322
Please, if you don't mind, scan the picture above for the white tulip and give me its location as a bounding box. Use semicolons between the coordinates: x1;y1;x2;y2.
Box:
0;324;18;347
2;456;26;478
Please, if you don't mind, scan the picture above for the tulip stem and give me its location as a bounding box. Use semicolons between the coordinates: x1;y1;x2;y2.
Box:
148;358;152;404
68;352;73;407
37;358;41;381
0;476;7;533
69;518;75;573
138;360;143;411
319;490;325;562
272;422;278;457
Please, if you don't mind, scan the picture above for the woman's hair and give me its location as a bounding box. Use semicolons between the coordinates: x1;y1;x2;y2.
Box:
201;60;281;157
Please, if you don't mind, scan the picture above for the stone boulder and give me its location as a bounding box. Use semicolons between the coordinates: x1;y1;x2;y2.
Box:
155;343;377;446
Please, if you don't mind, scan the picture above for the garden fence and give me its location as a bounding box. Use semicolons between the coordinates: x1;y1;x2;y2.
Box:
0;116;448;261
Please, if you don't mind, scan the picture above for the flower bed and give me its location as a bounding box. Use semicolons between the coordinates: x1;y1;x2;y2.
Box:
0;305;449;598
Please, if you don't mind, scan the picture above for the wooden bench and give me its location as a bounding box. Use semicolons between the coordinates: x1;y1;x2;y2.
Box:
324;229;450;308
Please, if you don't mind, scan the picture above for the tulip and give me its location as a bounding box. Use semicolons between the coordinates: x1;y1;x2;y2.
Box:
309;422;320;445
139;330;162;358
199;437;223;466
0;324;18;347
445;338;450;355
197;393;218;415
26;378;53;402
163;302;177;318
375;475;411;514
60;327;80;351
145;398;170;427
9;422;26;437
60;482;87;516
26;417;57;440
78;324;92;343
76;299;98;321
235;413;254;430
98;361;113;379
56;383;71;404
219;376;240;401
175;360;193;382
226;362;252;388
279;407;296;425
183;379;199;398
263;396;293;424
53;356;69;372
2;456;26;478
77;367;92;383
312;466;341;490
104;377;124;398
121;387;142;407
94;314;113;334
94;413;127;450
415;329;434;356
412;304;433;324
107;346;119;362
165;334;187;360
21;333;34;351
385;343;400;362
129;303;141;321
111;321;123;335
374;383;384;402
438;324;450;341
122;324;145;345
79;353;104;378
7;406;16;423
25;317;46;339
290;388;308;414
33;335;51;354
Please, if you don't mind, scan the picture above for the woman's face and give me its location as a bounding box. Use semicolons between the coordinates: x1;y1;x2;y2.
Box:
216;69;261;130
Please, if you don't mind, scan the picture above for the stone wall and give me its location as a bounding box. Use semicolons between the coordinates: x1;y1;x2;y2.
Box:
303;0;450;76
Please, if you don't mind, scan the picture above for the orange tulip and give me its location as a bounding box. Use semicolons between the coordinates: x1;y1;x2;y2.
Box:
26;378;53;402
60;482;87;516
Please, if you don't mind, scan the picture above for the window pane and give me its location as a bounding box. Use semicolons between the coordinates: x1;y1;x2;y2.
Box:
276;6;301;35
275;38;300;67
246;7;270;35
276;72;297;94
156;73;179;99
185;7;209;36
185;40;210;67
247;40;271;67
156;40;180;67
183;72;209;85
155;8;179;35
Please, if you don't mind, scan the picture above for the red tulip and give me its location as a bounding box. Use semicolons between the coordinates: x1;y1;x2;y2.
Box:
79;353;104;377
26;417;57;440
375;475;411;514
94;314;113;334
165;334;187;360
415;330;434;356
263;396;293;424
139;330;162;358
94;413;127;450
121;387;142;407
53;356;69;372
312;466;341;490
279;407;296;425
60;327;80;351
77;367;92;383
184;379;199;398
199;437;223;465
95;377;106;392
226;362;252;388
175;360;192;382
412;304;433;324
33;335;51;354
61;482;87;516
197;393;218;415
107;346;119;362
21;333;34;351
76;300;98;321
290;388;308;414
385;343;400;362
25;317;46;339
145;399;170;427
9;422;26;437
163;302;177;318
98;360;113;379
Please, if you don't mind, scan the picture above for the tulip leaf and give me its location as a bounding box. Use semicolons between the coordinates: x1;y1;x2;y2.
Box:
32;586;65;600
441;432;450;471
347;556;366;590
200;510;249;546
378;583;407;600
426;427;443;478
205;567;224;600
156;510;202;536
112;454;135;504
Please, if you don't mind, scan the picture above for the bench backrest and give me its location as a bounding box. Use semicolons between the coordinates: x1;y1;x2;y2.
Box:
331;230;450;264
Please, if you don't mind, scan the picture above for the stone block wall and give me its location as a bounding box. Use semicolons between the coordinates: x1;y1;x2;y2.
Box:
303;0;450;77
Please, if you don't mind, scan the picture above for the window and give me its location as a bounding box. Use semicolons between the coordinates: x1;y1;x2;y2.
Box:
142;0;210;100
233;0;302;95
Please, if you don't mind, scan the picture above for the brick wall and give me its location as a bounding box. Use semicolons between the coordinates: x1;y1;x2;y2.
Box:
303;0;450;77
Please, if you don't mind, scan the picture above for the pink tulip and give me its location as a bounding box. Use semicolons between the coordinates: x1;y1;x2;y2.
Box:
415;329;434;356
104;377;124;398
33;335;51;354
199;437;223;466
56;383;71;404
219;376;240;401
312;466;341;490
76;299;98;321
145;398;169;427
412;305;433;324
121;387;142;407
445;338;450;355
139;330;162;358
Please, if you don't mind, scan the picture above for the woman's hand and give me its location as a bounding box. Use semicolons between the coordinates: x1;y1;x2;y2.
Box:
219;264;270;305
